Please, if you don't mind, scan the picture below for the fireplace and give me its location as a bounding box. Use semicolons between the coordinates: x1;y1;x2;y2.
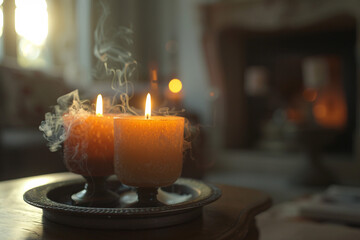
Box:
202;0;359;157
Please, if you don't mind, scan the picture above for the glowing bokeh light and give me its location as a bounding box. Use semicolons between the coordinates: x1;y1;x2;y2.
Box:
169;79;182;93
19;38;41;59
152;69;157;81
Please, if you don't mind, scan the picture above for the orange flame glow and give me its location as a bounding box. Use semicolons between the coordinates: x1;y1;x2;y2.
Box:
96;94;103;116
312;88;347;129
152;69;158;81
303;88;318;102
145;93;151;119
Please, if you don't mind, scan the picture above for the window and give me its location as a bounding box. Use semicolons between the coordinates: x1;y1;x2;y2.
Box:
15;0;48;67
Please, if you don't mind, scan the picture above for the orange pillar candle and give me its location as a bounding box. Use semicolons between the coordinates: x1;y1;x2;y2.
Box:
114;93;185;187
63;94;115;176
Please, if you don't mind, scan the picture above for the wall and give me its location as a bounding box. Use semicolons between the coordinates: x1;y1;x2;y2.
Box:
178;0;218;125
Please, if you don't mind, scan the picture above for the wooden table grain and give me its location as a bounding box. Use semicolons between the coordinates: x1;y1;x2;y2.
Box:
0;172;271;240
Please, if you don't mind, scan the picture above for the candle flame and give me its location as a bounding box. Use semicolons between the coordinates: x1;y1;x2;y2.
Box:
145;93;151;119
96;94;103;116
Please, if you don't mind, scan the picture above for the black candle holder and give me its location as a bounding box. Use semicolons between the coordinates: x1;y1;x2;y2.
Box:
130;187;165;208
71;176;119;207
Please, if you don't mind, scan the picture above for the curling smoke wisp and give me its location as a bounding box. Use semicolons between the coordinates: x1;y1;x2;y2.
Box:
39;0;195;159
93;0;137;115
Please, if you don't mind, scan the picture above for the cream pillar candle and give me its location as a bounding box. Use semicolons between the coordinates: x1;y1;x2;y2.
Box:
114;94;184;187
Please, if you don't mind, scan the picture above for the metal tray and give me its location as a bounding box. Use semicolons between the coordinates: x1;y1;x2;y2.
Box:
23;178;221;229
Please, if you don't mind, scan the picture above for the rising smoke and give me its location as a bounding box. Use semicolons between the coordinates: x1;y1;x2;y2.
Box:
39;90;91;152
93;0;138;115
39;0;138;152
40;0;194;156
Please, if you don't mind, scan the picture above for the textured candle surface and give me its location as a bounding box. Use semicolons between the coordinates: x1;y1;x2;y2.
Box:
63;114;115;176
114;116;184;187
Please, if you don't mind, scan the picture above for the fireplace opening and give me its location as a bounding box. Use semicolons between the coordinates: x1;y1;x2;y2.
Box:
219;16;356;155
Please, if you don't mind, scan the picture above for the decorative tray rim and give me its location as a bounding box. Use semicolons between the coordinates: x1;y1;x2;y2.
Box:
23;177;222;216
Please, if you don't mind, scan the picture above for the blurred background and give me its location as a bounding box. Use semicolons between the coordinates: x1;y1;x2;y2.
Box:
0;0;359;205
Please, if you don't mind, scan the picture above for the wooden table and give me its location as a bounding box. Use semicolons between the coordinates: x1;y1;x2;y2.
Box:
0;173;271;240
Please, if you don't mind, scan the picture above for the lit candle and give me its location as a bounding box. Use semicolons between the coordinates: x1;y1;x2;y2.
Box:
114;93;185;187
63;94;116;176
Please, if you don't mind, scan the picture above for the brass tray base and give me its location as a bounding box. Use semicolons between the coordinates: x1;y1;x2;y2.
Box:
23;178;221;229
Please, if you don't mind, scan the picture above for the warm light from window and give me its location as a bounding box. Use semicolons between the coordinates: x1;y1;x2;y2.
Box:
15;0;48;45
0;0;3;37
15;0;48;67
